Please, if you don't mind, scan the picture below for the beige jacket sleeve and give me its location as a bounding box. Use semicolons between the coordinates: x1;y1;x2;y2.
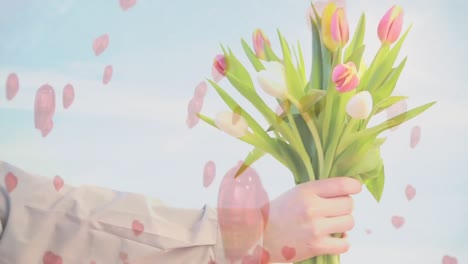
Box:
0;161;228;264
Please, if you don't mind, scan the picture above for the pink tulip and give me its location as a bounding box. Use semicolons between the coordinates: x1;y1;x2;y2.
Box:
34;84;56;136
332;62;360;92
62;83;75;109
252;29;271;60
6;73;19;101
217;162;270;262
378;5;404;44
331;8;349;46
213;54;227;77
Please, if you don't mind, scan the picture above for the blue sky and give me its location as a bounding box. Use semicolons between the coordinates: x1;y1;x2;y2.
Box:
0;0;467;263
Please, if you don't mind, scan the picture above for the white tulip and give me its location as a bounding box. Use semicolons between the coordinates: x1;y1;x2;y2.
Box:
257;61;288;99
215;111;249;138
346;91;373;119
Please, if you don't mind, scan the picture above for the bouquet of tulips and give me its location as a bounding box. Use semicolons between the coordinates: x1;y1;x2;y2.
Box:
190;1;435;264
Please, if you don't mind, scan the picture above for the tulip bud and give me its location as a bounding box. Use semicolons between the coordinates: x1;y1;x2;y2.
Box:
253;29;271;60
331;8;349;46
378;5;404;44
346;91;373;119
332;62;360;93
215;111;249;138
257;61;288;100
213;54;227;77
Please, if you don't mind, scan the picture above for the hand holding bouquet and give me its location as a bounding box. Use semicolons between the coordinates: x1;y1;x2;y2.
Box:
189;2;435;263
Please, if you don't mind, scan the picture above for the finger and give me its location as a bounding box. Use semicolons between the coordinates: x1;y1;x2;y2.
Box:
321;196;354;217
305;177;362;198
312;237;351;255
319;215;355;236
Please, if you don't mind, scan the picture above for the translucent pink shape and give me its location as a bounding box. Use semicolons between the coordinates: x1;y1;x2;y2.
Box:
391;216;405;229
103;65;113;85
119;251;128;260
132;220;144;236
194;81;208;99
41;119;54;138
386;99;408;131
211;64;224;83
186;115;199;129
365;228;372;235
6;73;19;101
186;97;203;129
442;255;458;264
62;83;75;109
43;251;63;264
242;245;270;264
281;246;296;261
92;34;109;56
4;172;18;193
405;184;416;201
53;176;64;191
203;161;216;188
410;126;421;148
34;84;56;131
217;162;270;262
120;0;137;11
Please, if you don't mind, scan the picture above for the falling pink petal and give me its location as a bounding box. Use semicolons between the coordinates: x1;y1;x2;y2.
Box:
6;73;19;101
119;251;128;260
34;84;56;131
365;228;372;235
92;34;109;56
62;83;75;109
132;220;144;236
217;161;270;262
442;255;458;264
405;184;416;201
211;64;224;83
281;246;296;261
53;176;64;191
194;81;208;99
43;251;63;264
386;99;408;131
203;161;216;188
391;215;405;229
41;119;54;138
410;126;421;148
120;0;137;11
102;65;113;85
4;172;18;193
186;115;199;129
186;97;204;129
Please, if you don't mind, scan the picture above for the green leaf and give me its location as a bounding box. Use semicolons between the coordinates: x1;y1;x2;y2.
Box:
367;26;412;92
264;43;281;62
224;49;256;95
334;136;384;176
357;44;390;92
365;165;385;202
278;30;303;99
373;57;407;102
344;13;366;61
295;42;307;86
310;18;323;91
299;90;326;112
374;96;408;115
340;101;436;152
234;147;266;178
241;38;265;72
275;138;310;183
346;45;366;70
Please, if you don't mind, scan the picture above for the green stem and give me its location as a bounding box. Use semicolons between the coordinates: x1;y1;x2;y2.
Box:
301;112;324;180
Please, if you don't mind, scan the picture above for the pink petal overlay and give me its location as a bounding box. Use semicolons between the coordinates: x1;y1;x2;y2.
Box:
365;228;372;235
132;220;144;236
90;261;96;264
386;99;407;131
53;176;64;191
211;64;224;83
43;251;63;264
281;246;296;261
41;119;54;138
186;115;199;129
119;0;137;11
119;251;128;260
217;162;270;262
186;97;203;129
241;245;270;264
103;65;113;85
62;83;75;109
410;126;421;148
6;73;19;101
391;215;405;229
405;184;416;201
92;34;109;56
4;172;18;193
194;81;208;99
442;255;458;264
208;259;217;264
203;161;216;188
34;84;56;131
